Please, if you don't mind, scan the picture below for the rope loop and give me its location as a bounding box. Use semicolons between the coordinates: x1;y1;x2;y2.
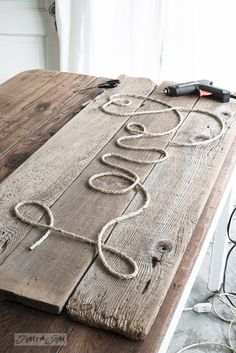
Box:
15;200;54;250
101;93;225;146
14;94;225;280
14;200;139;280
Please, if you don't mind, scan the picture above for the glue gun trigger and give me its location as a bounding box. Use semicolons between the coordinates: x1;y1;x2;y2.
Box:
198;89;213;97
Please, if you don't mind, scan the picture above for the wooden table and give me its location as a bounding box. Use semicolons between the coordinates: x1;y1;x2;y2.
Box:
0;70;236;353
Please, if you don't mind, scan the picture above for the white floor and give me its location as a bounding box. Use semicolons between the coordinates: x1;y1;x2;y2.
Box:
167;208;236;353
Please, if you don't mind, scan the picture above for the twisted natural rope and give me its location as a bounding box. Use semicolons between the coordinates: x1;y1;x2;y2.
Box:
176;293;236;352
102;93;225;146
14;93;225;280
15;200;139;279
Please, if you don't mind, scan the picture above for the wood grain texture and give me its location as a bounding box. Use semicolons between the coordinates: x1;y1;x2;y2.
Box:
66;93;236;339
0;75;155;313
0;70;236;353
0;70;59;116
58;140;236;353
0;74;109;181
0;300;71;353
0;72;79;152
0;140;235;353
0;70;98;173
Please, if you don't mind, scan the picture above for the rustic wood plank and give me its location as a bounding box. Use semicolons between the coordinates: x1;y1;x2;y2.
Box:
0;81;198;314
66;94;236;339
0;70;58;96
0;70;95;118
0;70;59;106
148;135;236;352
1;138;235;353
0;300;74;353
0;75;155;313
0;72;97;156
0;70;60;125
0;71;235;353
53;139;236;353
0;76;109;182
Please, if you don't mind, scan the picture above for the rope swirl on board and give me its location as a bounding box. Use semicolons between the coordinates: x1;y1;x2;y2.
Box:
102;94;225;146
14;93;225;280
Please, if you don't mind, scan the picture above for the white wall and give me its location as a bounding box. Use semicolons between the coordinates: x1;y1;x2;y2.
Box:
0;0;59;83
160;0;236;92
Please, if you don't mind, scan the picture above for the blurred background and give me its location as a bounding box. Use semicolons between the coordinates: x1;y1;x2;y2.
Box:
1;0;236;91
0;0;236;91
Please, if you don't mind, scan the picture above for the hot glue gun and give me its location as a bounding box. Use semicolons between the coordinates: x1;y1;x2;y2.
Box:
164;80;236;103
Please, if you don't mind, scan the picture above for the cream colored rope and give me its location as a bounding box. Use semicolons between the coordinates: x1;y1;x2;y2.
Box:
14;93;225;280
101;93;225;146
176;293;236;352
15;200;139;279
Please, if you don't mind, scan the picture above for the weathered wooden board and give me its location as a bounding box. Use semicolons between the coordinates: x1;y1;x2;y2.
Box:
0;72;108;181
0;70;59;115
1;140;236;353
56;138;236;353
0;75;156;312
0;71;97;158
1;71;236;353
66;93;236;339
1;72;236;340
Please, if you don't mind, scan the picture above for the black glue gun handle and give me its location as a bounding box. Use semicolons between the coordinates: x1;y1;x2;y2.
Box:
164;80;213;97
198;84;231;103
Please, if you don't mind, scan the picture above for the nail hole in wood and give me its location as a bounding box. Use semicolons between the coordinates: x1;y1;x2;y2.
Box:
151;256;159;268
0;239;9;254
142;279;151;294
35;102;51;112
156;240;172;253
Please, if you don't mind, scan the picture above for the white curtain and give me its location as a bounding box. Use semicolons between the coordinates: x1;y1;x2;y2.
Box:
55;0;166;82
56;0;236;91
160;0;236;91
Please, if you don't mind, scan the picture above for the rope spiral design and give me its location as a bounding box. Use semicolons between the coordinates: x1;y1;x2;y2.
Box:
14;93;225;280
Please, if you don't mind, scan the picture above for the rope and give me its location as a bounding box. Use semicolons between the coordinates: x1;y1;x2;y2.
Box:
15;200;139;280
14;93;225;280
175;342;236;352
102;94;225;146
175;293;236;352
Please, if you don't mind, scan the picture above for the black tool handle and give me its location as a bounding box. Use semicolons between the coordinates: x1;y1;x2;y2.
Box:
198;84;231;103
98;80;121;89
164;80;213;97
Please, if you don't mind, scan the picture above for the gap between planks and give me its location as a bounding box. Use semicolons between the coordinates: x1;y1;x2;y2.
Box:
0;80;195;314
0;75;103;181
65;91;201;293
66;92;236;339
0;75;156;312
58;136;236;353
0;72;96;158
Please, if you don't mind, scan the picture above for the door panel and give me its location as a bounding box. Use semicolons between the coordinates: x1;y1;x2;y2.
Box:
0;0;59;84
0;35;46;83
